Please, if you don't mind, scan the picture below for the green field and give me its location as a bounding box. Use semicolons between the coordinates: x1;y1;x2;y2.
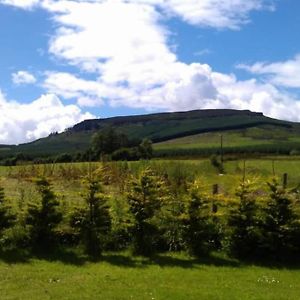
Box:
1;158;300;299
1;252;300;300
154;127;300;156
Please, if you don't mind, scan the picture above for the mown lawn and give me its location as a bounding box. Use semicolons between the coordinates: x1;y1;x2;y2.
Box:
1;252;300;300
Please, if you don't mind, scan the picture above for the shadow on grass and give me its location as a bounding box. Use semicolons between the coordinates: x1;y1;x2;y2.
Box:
1;248;300;270
239;256;300;270
150;253;240;268
0;249;30;264
102;252;240;269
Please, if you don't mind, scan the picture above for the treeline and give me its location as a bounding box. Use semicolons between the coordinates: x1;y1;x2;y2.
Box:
0;128;153;166
1;168;300;261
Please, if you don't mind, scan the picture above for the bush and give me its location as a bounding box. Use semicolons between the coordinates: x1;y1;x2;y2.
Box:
210;155;224;174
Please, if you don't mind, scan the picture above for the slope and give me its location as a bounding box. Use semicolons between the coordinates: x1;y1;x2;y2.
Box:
0;109;298;159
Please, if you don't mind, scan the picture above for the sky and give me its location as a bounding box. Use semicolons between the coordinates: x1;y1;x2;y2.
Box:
1;0;300;145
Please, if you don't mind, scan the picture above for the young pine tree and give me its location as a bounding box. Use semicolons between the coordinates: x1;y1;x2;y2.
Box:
71;175;111;258
0;185;15;242
26;178;62;251
126;168;165;256
261;178;300;258
159;193;186;251
183;181;219;257
228;180;262;259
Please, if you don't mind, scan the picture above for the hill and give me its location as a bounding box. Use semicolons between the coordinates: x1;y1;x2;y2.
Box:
0;109;299;160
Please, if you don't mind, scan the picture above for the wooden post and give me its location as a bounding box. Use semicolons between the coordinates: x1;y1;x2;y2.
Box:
283;173;288;189
212;184;218;213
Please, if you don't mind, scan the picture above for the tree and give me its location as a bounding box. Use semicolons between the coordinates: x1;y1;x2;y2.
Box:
92;127;129;157
228;180;262;258
26;178;62;251
138;138;153;159
159;193;186;251
126;168;165;256
261;178;300;258
0;185;15;241
70;174;111;258
183;181;219;257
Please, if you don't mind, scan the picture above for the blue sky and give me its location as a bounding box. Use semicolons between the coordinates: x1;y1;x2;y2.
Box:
0;0;300;144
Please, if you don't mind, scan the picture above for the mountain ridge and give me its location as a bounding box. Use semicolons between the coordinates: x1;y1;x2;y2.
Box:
0;109;299;160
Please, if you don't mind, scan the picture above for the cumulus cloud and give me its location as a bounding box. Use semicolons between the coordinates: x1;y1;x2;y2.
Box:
39;0;300;122
237;55;300;88
12;71;37;85
0;91;94;144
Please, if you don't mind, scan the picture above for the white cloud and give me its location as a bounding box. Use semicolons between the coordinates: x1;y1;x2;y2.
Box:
161;0;274;30
237;55;300;88
40;0;300;123
12;71;37;85
0;0;39;9
0;91;94;144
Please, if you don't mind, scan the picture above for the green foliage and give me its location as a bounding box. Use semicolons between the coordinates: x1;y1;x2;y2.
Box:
158;193;186;251
111;147;140;161
183;181;220;257
210;155;224;174
126;168;165;256
138;138;153;159
228;180;262;258
25;178;62;251
0;185;15;241
55;153;73;163
92;127;130;156
261;178;300;257
70;174;111;258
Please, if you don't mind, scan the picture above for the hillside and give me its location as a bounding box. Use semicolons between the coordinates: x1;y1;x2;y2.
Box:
0;109;299;159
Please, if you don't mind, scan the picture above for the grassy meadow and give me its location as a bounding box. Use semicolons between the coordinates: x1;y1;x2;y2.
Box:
1;158;300;299
1;252;300;300
154;127;300;157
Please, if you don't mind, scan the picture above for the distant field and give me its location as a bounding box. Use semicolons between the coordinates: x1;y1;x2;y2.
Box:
1;252;300;300
153;127;300;157
154;126;300;150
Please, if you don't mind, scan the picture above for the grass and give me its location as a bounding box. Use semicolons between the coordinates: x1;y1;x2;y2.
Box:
1;159;300;299
154;127;300;152
1;251;300;300
1;158;300;206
